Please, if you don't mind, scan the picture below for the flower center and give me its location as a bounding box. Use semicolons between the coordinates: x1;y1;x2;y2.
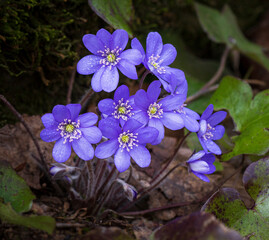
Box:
65;124;74;133
147;102;163;119
107;53;116;62
98;46;122;69
112;98;133;121
57;119;82;144
118;130;139;152
202;123;215;141
148;54;166;74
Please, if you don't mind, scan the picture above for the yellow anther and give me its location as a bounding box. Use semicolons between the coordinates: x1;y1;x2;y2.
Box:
107;54;116;62
118;106;126;114
121;135;129;143
65;124;74;133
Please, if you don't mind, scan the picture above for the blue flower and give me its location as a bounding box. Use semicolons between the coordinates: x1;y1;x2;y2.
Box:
132;80;185;144
131;32;178;84
197;104;227;155
40;104;102;162
77;28;142;93
95;118;158;172
98;85;135;126
187;151;216;182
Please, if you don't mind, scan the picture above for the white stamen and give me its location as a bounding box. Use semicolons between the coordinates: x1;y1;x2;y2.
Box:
57;119;82;144
148;54;166;74
112;98;133;121
97;46;122;68
147;102;163;119
118;130;139;152
202;123;215;140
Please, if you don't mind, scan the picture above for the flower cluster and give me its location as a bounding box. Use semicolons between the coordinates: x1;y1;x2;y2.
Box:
41;29;227;182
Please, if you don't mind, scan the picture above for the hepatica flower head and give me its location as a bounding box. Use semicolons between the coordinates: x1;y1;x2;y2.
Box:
95;118;158;172
77;28;142;92
40;104;102;162
197;104;227;155
98;85;134;126
132;80;184;144
131;32;177;83
187;151;216;182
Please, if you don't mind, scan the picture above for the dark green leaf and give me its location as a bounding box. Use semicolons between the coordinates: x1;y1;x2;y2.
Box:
0;201;55;234
210;76;269;160
203;158;269;239
195;3;269;71
151;211;242;240
88;0;133;36
0;161;35;213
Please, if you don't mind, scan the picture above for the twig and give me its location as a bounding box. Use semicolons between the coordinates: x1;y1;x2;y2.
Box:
66;65;77;104
79;88;94;108
0;95;63;195
186;46;230;103
56;222;90;228
186;84;219;103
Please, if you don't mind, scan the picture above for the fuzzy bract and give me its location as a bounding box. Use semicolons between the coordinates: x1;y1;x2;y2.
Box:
197;104;227;155
40;104;102;163
77;28;142;93
187;150;216;182
95;118;158;172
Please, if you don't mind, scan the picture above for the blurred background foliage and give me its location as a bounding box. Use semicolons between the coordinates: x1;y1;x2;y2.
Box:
0;0;268;126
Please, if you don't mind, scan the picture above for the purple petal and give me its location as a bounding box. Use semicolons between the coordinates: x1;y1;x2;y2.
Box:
192;171;210;182
52;105;71;122
41;113;56;128
198;119;207;136
98;118;121;139
159;44;177;66
207;111;227;126
129;145;151;168
207;162;216;174
96;28;111;47
66;104;81;121
114;85;129;102
189;160;210;174
201;104;214;120
40;128;61;142
95;139;119;159
82;34;105;55
184;108;200;120
134;126;158;145
146;32;163;57
111;29;128;51
187;150;206;163
198;137;208;152
123;119;143;132
119;49;142;65
98;99;115;115
159;95;182;111
117;60;138;79
77;112;98;127
183;114;200;132
52;138;71;163
148;118;165;145
202;153;215;165
80;126;102;144
91;67;105;92
206;140;222;155
131;38;145;57
132;110;149;125
114;148;131;172
212;125;225;140
161;112;184;130
72;137;94;160
77;55;102;75
134;89;150;110
101;66;119;92
147;80;161;102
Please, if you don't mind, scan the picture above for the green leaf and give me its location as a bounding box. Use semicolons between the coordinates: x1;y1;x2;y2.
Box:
151;211;242;240
203;158;269;239
195;3;269;71
0;201;55;234
0;161;35;213
210;76;269;160
88;0;134;36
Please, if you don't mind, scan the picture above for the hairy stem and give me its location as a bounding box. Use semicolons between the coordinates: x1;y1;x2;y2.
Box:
139;69;150;89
